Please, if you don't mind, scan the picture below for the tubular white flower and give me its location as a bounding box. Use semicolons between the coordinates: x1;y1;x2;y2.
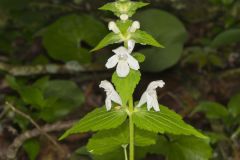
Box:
137;80;165;111
128;21;140;33
108;21;120;34
105;41;139;77
120;14;129;21
99;80;122;111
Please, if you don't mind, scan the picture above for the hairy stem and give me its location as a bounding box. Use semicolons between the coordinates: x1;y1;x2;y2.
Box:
129;97;134;160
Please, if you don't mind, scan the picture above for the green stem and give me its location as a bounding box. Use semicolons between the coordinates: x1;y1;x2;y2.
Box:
122;145;128;160
129;97;134;160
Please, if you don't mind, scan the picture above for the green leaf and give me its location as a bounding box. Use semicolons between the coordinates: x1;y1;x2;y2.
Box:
134;9;188;72
133;53;145;63
93;149;124;160
99;1;149;17
87;122;129;155
43;14;107;63
5;75;20;90
23;138;40;160
211;29;240;48
60;107;128;140
143;135;212;160
91;32;121;52
193;101;229;119
228;93;240;117
87;122;157;155
131;30;163;48
38;80;85;122
133;105;207;139
135;127;157;147
19;86;45;108
112;70;141;105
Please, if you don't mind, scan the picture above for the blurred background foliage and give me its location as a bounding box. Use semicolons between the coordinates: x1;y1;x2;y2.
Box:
0;0;240;160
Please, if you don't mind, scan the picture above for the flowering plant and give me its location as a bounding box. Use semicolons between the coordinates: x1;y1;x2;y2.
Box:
60;0;208;159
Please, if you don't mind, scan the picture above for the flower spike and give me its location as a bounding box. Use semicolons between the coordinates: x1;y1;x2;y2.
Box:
99;80;122;111
137;80;165;111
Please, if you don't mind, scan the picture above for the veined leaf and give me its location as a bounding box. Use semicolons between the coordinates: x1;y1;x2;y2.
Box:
112;70;141;105
141;135;212;160
193;101;229;119
91;33;121;52
87;122;157;155
131;30;164;48
59;107;127;140
87;122;129;155
133;105;207;139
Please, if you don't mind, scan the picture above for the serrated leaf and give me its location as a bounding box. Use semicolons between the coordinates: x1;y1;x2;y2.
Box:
133;105;207;139
87;122;157;155
87;122;129;155
143;135;212;160
91;33;121;51
211;29;240;48
43;14;107;62
60;107;127;140
131;30;163;48
112;70;141;105
193;101;229;119
135;127;157;147
228;93;240;117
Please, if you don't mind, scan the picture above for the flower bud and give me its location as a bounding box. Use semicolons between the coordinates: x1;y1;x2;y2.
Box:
128;21;140;33
108;21;120;34
120;14;129;21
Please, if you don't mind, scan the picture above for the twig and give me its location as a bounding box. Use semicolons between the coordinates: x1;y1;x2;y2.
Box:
219;68;240;78
5;102;67;160
0;62;104;76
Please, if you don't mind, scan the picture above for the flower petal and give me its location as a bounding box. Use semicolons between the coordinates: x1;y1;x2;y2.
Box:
127;55;140;70
99;80;114;91
105;55;119;69
105;97;112;111
146;93;153;111
128;40;135;53
116;60;130;77
108;21;120;34
113;46;129;56
152;94;160;112
147;80;165;91
137;92;147;108
111;91;122;105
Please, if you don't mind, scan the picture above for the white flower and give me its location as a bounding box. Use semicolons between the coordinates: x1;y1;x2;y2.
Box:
105;40;139;77
99;80;122;111
137;80;165;111
120;14;129;21
128;21;140;33
108;21;120;34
